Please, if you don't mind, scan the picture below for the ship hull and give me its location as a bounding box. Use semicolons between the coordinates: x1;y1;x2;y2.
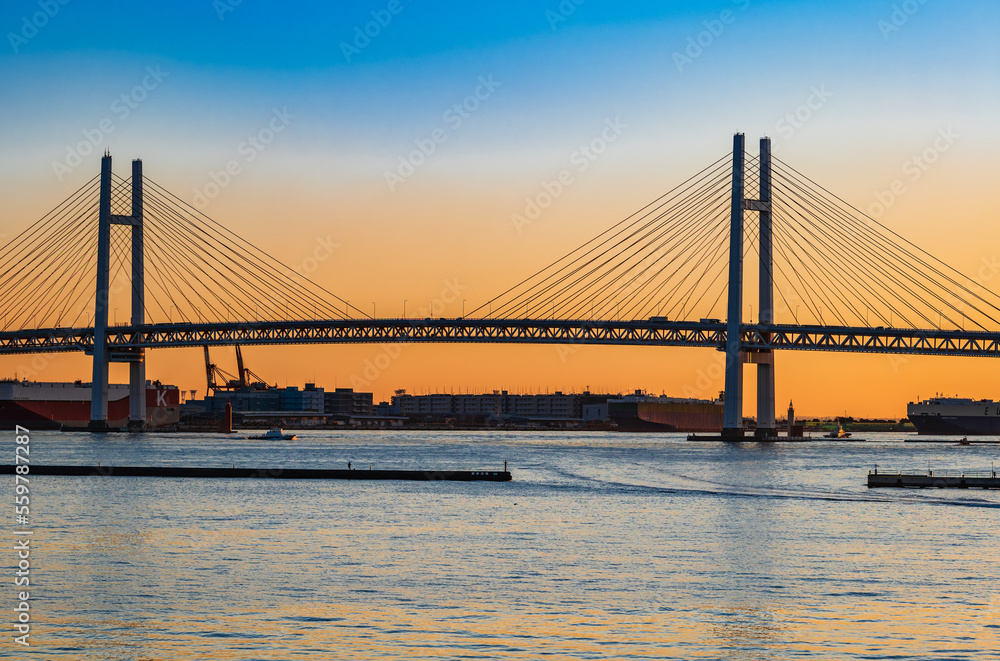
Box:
907;398;1000;436
0;382;180;430
0;402;63;430
609;413;681;433
908;414;1000;436
608;399;723;433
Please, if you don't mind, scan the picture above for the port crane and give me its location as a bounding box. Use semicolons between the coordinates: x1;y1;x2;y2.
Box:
203;345;271;394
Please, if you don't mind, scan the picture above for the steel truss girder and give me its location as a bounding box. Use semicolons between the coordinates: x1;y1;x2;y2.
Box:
1;321;999;357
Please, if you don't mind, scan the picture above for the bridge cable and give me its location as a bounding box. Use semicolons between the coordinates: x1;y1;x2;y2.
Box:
487;158;734;320
466;153;733;319
140;182;354;322
142;177;369;319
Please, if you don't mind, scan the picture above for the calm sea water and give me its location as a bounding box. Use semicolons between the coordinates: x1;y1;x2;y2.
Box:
3;430;999;659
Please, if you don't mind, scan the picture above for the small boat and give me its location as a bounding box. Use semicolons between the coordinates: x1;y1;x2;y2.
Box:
249;427;296;441
825;421;851;439
957;437;972;445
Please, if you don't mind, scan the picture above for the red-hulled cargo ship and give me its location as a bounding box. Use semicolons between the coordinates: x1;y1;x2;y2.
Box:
608;393;724;432
0;379;180;430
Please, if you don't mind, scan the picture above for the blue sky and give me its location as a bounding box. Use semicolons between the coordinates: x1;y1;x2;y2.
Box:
3;1;996;157
3;0;998;269
2;3;995;144
1;0;997;238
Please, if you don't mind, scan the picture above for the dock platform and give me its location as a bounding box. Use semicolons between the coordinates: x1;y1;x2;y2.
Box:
867;470;1000;489
688;434;865;442
904;438;1000;444
1;465;511;482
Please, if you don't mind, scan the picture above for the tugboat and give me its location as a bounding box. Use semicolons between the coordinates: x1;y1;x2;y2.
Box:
825;420;852;439
250;427;297;441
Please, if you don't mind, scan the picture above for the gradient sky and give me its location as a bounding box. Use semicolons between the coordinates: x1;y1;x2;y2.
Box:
1;0;998;417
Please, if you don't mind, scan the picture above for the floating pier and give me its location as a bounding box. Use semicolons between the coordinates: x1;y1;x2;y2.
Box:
687;434;865;442
904;438;1000;444
867;469;1000;489
1;465;511;482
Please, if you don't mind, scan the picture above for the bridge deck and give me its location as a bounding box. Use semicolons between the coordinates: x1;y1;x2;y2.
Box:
2;320;999;358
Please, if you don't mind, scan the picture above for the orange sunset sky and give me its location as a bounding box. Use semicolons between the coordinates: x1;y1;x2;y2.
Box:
1;1;998;417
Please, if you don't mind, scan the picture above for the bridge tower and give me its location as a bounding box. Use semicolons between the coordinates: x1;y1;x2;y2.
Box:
89;153;146;430
754;137;776;437
722;135;774;438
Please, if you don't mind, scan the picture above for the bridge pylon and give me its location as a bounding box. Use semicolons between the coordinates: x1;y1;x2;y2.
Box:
89;153;146;430
722;134;774;438
754;137;775;437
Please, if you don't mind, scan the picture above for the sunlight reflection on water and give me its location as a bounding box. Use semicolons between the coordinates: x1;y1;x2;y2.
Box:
6;430;999;659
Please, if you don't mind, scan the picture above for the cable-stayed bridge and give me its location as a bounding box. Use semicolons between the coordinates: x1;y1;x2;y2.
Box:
3;135;1000;434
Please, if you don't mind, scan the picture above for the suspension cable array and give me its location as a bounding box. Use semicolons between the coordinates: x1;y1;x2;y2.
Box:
137;175;367;324
470;148;1000;332
468;153;738;322
2;148;1000;337
767;157;1000;331
0;175;101;331
0;172;369;331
